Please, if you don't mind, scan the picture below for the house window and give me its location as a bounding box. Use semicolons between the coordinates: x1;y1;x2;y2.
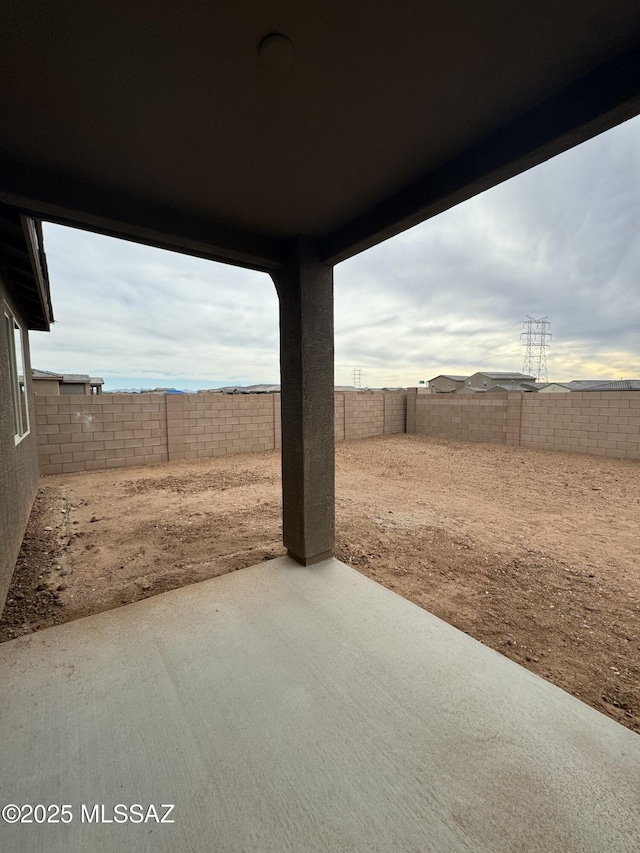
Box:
4;307;30;442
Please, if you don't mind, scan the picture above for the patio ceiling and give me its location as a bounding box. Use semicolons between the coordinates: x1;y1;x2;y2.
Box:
0;1;639;270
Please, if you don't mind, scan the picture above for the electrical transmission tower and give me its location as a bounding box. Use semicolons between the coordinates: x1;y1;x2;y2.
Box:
352;368;362;388
521;317;552;382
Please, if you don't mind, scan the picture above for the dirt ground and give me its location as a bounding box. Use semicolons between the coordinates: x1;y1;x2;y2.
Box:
2;434;639;733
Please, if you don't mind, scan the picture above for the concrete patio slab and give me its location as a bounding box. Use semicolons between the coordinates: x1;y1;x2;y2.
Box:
0;556;638;852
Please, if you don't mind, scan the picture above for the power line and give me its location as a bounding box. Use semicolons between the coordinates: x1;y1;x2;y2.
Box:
521;316;552;382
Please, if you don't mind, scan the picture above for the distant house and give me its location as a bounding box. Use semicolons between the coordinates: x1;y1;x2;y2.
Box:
537;382;573;393
32;369;103;395
537;380;639;393
485;382;539;393
563;380;614;392
465;372;536;391
428;374;467;393
582;380;640;392
1;207;53;610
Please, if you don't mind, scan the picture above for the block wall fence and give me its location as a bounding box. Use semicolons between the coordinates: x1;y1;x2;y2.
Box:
407;389;640;459
34;391;408;475
34;389;640;475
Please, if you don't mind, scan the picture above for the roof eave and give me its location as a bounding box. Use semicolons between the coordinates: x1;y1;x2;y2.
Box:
20;216;54;330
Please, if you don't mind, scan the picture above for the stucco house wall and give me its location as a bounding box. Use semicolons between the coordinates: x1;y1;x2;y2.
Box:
32;377;60;395
428;375;467;392
59;381;88;395
33;372;103;395
0;273;39;609
465;372;536;391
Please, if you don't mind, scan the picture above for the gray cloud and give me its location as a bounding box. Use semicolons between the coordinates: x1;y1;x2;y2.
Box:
336;115;640;384
31;115;640;389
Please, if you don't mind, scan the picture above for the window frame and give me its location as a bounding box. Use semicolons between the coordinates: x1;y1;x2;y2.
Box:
3;303;30;444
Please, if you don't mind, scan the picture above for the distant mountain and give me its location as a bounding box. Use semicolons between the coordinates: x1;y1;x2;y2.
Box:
102;377;270;392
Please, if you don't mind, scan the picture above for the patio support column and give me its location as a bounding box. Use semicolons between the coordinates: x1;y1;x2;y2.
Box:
271;237;335;565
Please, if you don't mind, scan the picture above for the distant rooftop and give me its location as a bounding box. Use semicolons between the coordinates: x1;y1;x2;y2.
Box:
538;379;638;391
582;380;640;392
205;384;400;395
32;368;63;379
60;373;91;382
32;369;104;385
567;379;615;389
486;382;539;392
476;372;536;380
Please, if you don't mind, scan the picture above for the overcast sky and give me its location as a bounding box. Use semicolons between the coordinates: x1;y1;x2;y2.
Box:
30;114;640;390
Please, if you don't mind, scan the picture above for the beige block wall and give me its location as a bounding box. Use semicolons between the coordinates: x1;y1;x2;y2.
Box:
344;392;385;440
274;394;282;451
520;392;640;459
413;393;509;444
334;393;346;442
36;394;169;475
35;391;409;474
383;391;407;434
337;391;406;441
410;391;640;459
166;393;277;461
34;389;640;472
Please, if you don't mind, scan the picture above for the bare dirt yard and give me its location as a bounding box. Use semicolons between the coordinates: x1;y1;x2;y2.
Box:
2;434;639;733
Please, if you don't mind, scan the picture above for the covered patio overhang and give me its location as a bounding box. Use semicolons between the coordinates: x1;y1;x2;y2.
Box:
1;3;640;848
1;0;640;563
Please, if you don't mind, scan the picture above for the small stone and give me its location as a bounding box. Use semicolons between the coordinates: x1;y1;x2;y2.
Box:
56;584;66;592
44;526;52;532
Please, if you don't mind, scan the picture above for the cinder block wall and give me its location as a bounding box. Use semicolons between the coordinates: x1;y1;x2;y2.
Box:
383;391;408;434
413;393;509;444
344;392;384;440
35;391;408;473
410;391;640;459
34;389;640;473
334;393;346;442
520;392;640;458
36;394;168;474
338;390;406;441
166;393;278;461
